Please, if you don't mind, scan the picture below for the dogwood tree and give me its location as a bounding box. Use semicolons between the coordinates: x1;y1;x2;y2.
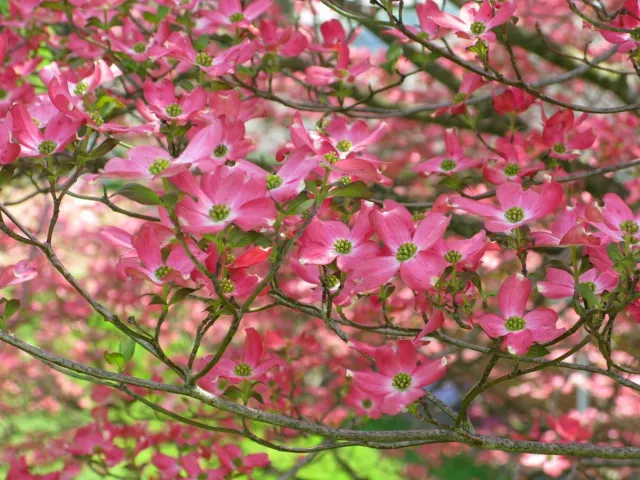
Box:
1;0;640;478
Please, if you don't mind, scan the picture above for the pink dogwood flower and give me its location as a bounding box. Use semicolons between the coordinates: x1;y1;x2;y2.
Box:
351;207;450;292
215;444;270;476
260;149;318;203
199;0;272;29
385;1;447;43
102;123;221;180
477;274;565;355
172;169;276;235
0;260;37;288
259;20;308;57
305;43;370;86
117;225;204;286
347;340;447;415
198;328;286;387
492;87;535;115
451;179;563;233
482;139;543;185
431;230;490;271
196;117;254;168
309;19;360;53
344;386;383;419
531;205;600;247
9;104;82;157
599;0;640;53
537;267;618;300
414;130;483;176
430;0;518;43
143;78;206;123
541;109;595;160
0;119;20;165
298;201;378;271
585;193;640;246
435;72;486;116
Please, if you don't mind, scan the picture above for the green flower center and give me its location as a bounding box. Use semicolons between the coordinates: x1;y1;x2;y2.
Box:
336;140;352;153
154;265;173;279
504;206;525;223
195;52;213;67
417;31;430;41
0;88;7;100
333;238;353;255
90;111;104;126
165;103;183;117
38;140;57;155
444;250;463;263
73;82;88;96
149;158;171;175
553;143;566;154
266;173;283;190
581;281;596;292
325;274;340;289
324;151;339;164
226;253;236;264
220;278;235;294
470;21;486;35
412;211;425;222
440;158;457;171
339;175;351;185
504;316;526;331
362;398;372;408
620;220;639;235
396;242;417;262
230;12;245;22
214;144;228;157
453;92;467;103
133;42;147;53
234;362;252;376
504;163;520;176
392;372;412;390
631;28;640;41
209;203;231;222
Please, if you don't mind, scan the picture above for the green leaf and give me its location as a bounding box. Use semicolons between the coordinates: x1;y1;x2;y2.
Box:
104;352;125;371
607;243;624;263
577;282;600;307
114;183;161;205
328;181;371;199
85;138;120;160
40;1;69;11
0;164;16;187
119;337;136;362
148;294;167;306
248;391;265;404
169;287;196;305
284;195;314;215
386;41;403;62
3;299;20;320
227;228;260;248
526;344;551;358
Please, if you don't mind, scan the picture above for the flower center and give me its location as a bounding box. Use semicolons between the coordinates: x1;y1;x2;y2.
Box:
339;175;351;185
209;203;231;221
418;31;430;41
581;281;596;292
220;278;235;293
504;315;526;331
38;140;57;155
396;242;418;262
214;144;228;157
392;372;412;390
233;362;252;376
620;220;639;235
90;111;104;126
230;12;245;22
195;51;213;67
149;158;171;175
444;250;463;263
440;158;457;171
333;238;353;255
504;163;520;176
226;253;236;264
504;206;525;223
470;21;486;35
632;28;640;41
0;88;7;100
362;398;372;408
324;151;339;164
133;42;147;53
266;173;283;190
336;140;352;153
325;274;340;289
165;103;183;117
412;211;425;222
73;82;88;96
553;143;566;154
154;265;173;279
453;92;467;103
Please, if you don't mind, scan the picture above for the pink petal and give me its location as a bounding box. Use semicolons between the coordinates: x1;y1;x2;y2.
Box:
498;273;531;318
